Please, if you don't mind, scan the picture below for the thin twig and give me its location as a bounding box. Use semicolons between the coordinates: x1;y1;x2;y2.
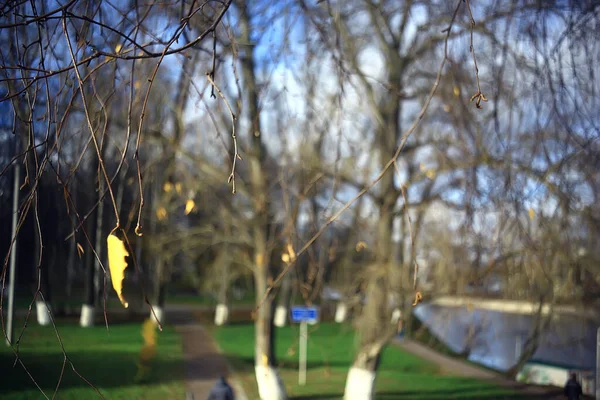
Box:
206;72;240;194
465;0;487;109
258;0;464;310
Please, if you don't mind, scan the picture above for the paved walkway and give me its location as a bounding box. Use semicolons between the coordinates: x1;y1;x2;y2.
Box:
169;307;247;400
393;338;586;399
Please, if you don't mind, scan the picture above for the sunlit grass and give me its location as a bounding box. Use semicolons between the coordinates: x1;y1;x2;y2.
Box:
0;321;185;400
214;322;527;399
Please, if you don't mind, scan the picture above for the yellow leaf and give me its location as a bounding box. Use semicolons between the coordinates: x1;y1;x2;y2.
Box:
115;43;122;53
426;169;436;179
134;81;141;90
107;234;129;308
443;104;451;113
175;183;182;194
156;207;167;221
281;253;290;263
453;86;460;97
528;208;535;220
184;199;195;215
355;241;367;252
163;182;172;193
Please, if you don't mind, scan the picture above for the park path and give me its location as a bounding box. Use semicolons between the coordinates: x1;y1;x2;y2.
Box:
393;337;587;399
169;306;247;400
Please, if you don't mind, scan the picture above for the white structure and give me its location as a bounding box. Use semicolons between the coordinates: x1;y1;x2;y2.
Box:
335;302;348;323
517;361;595;396
274;305;287;328
431;296;597;318
79;304;94;327
344;367;376;400
391;308;402;324
150;305;164;325
36;301;51;326
255;365;287;400
214;303;229;326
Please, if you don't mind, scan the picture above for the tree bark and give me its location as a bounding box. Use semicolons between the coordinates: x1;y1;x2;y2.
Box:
274;271;292;328
238;0;287;397
505;299;552;379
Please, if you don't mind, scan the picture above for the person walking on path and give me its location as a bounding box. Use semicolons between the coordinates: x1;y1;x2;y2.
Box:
564;373;583;400
207;376;235;400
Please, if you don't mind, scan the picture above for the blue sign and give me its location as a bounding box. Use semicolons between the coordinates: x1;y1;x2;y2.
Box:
290;306;319;323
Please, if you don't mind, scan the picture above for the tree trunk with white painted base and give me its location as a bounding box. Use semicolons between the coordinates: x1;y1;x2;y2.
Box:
36;301;51;326
273;305;287;328
239;0;287;396
150;273;167;325
215;244;230;326
391;308;402;324
344;366;376;400
343;272;389;400
81;150;101;327
150;305;164;325
80;304;95;327
335;302;348;323
253;284;286;400
274;272;292;328
214;303;229;326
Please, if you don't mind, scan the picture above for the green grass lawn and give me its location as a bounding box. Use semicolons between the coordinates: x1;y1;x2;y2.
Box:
213;323;525;400
0;321;185;400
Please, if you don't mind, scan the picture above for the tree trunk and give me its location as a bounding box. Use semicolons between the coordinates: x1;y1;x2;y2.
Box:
65;187;77;316
80;174;99;327
238;0;287;397
150;256;167;325
215;245;231;326
274;271;291;328
6;143;20;344
35;183;51;326
505;299;552;379
345;270;389;400
253;251;286;400
80;210;97;327
344;182;398;399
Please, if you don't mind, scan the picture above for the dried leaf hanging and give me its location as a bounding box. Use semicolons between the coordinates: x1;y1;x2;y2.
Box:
528;208;535;220
107;234;129;308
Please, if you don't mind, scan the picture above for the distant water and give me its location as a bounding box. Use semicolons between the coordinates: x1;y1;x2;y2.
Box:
413;304;597;371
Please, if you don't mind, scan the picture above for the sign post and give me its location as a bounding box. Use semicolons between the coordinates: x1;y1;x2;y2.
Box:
291;306;319;386
299;321;307;385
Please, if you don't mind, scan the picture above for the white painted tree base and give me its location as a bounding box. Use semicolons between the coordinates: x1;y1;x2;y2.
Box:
343;367;376;400
274;305;287;327
36;301;51;326
80;304;95;327
150;305;164;325
335;302;348;323
255;365;287;400
214;303;229;326
391;308;402;324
